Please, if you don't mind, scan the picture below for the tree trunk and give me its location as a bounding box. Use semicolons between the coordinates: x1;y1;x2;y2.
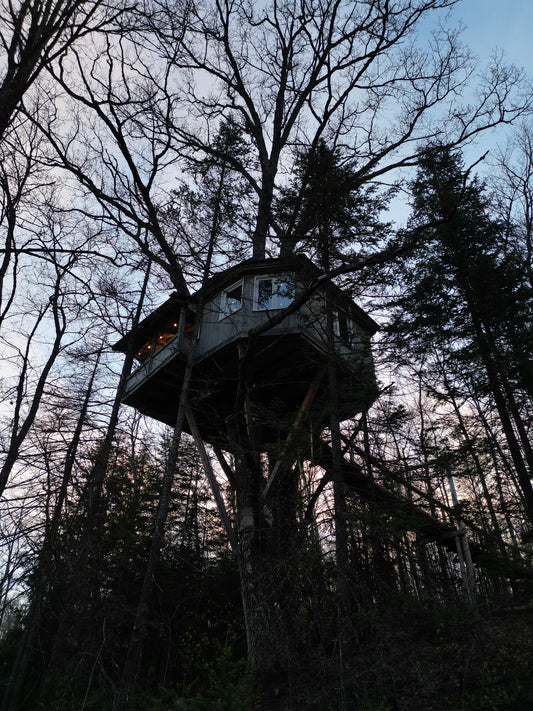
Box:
228;342;303;677
1;354;101;711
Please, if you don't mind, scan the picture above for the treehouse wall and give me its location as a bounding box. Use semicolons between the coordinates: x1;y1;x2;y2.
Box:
195;271;301;360
195;268;375;373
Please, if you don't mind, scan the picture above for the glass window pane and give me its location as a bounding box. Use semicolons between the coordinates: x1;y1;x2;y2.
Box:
220;281;243;319
333;311;340;336
339;312;348;341
226;284;242;313
257;278;273;309
276;278;293;308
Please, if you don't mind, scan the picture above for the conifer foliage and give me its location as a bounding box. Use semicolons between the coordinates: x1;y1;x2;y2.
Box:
389;144;533;530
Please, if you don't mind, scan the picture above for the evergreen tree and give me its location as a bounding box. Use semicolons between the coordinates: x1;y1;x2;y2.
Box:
277;140;391;270
389;144;533;532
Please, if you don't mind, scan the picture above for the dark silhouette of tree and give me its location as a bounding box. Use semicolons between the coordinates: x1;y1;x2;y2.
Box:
0;0;122;140
389;144;533;530
1;1;533;707
170;0;528;259
276;140;391;266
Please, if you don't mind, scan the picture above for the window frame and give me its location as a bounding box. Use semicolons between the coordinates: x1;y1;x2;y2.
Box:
334;308;357;344
219;279;244;320
253;273;294;311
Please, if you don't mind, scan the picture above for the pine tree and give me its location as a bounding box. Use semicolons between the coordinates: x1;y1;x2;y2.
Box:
389;144;533;533
277;140;390;270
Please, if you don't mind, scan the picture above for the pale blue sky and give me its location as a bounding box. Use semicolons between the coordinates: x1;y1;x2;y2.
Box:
447;1;533;172
450;0;533;75
385;2;533;225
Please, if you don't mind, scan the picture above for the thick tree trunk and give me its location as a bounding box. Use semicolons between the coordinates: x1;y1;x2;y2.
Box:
237;512;296;672
229;342;304;677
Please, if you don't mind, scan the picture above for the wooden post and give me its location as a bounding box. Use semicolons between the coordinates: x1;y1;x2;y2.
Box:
175;302;186;349
263;368;325;497
185;406;238;555
448;472;476;606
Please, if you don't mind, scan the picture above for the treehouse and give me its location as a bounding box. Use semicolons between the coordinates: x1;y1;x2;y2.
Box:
114;255;378;447
112;256;530;591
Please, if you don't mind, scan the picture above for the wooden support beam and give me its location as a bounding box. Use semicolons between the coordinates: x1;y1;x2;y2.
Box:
448;473;477;606
185;406;238;556
263;368;325;498
212;444;236;490
312;440;533;581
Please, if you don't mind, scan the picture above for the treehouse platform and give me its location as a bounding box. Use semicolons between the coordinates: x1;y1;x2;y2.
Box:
114;255;378;446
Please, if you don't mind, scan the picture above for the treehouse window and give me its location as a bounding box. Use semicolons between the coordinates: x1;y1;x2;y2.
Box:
334;310;356;343
134;318;184;362
154;325;177;351
220;281;243;319
254;275;294;311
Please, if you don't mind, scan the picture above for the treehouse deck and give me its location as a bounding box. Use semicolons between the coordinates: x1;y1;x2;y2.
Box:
114;255;378;445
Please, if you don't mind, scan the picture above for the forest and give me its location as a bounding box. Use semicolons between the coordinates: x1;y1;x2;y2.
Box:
1;1;533;709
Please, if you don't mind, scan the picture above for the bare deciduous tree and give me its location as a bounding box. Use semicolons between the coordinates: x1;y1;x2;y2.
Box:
169;0;529;258
0;0;124;138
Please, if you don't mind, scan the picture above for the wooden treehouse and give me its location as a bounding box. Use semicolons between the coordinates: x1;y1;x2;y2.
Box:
114;254;379;448
113;253;529;588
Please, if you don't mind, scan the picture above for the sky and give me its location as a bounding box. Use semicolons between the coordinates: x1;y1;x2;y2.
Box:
457;0;533;171
450;0;533;76
386;0;533;224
